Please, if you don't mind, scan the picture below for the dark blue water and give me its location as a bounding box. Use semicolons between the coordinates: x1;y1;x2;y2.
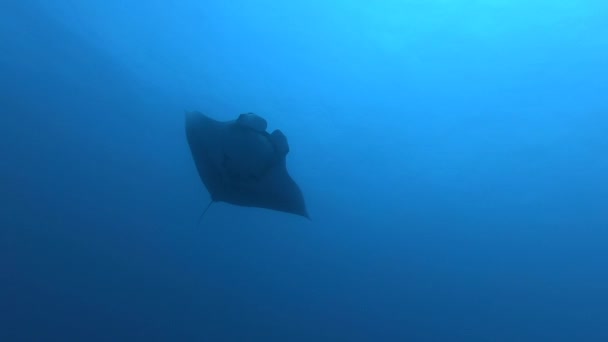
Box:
2;1;607;341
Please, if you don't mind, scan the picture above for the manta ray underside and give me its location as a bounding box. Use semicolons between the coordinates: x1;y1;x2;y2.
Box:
185;111;309;218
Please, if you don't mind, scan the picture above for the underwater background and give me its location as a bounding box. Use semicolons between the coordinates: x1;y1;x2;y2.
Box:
1;0;607;341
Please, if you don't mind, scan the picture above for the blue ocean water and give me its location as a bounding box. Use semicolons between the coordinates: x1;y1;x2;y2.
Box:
1;0;607;340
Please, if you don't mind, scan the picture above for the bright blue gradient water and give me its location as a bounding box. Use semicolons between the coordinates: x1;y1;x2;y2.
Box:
2;1;607;341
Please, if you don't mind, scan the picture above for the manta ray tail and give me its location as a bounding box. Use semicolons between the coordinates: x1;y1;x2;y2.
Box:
197;200;214;226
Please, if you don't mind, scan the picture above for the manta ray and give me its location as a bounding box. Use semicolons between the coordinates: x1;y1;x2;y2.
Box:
185;111;309;219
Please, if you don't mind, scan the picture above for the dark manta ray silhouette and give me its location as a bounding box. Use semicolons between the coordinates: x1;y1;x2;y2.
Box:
185;111;309;219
